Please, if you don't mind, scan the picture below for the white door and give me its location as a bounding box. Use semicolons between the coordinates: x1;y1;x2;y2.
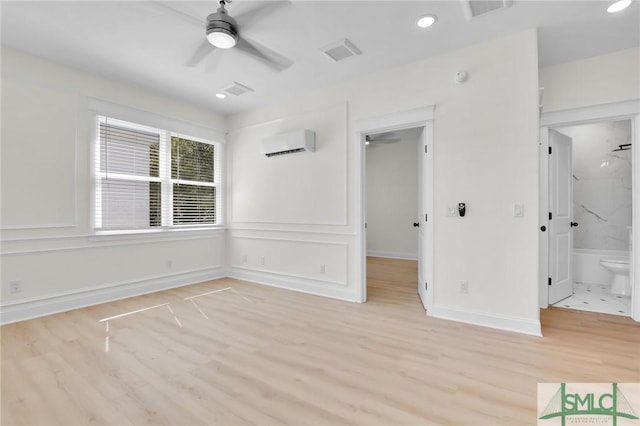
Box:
417;129;426;309
549;129;574;304
417;127;432;310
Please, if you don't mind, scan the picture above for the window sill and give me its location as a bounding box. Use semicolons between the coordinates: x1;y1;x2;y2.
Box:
90;226;225;242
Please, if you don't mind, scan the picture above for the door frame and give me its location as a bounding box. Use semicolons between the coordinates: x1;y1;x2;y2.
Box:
354;106;434;310
539;99;640;321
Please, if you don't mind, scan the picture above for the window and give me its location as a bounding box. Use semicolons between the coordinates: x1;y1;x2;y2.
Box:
171;136;216;225
94;116;221;232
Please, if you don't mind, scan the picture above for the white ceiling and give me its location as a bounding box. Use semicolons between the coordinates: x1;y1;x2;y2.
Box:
2;1;638;116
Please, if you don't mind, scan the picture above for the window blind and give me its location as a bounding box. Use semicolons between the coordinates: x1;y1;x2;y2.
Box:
171;136;216;225
96;116;164;230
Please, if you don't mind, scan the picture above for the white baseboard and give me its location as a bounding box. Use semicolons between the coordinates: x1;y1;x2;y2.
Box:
367;250;418;261
0;267;227;325
227;267;358;303
429;304;542;337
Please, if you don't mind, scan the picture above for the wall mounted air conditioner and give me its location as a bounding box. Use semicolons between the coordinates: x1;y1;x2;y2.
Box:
261;129;315;157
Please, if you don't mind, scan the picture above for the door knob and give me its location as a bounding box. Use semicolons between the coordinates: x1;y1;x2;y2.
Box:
570;222;579;227
413;222;419;227
540;226;546;232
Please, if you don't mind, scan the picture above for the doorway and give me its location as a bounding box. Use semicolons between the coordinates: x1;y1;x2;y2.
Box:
364;128;422;304
365;128;421;260
540;103;639;321
550;121;633;316
354;106;434;311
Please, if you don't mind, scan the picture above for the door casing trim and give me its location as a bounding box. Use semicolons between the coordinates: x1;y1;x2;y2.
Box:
354;106;435;310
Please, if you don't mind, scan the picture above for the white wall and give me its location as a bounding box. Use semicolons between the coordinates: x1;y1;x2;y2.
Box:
366;134;419;260
1;47;228;323
226;101;354;300
540;48;640;113
227;29;541;335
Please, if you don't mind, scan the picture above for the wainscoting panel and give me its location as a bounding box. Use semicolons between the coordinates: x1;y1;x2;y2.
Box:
1;233;226;323
229;235;348;286
230;103;348;225
1;79;78;229
1;267;226;325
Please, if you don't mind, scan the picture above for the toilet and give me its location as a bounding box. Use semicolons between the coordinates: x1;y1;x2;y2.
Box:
599;258;631;296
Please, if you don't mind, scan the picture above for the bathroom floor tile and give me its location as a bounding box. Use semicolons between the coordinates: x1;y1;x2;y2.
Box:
553;281;631;316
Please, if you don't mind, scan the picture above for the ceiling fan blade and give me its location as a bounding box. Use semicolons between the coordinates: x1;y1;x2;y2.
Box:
235;36;293;71
150;1;204;28
186;40;216;67
234;1;292;28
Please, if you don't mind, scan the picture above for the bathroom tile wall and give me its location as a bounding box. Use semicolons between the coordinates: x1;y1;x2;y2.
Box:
558;120;632;251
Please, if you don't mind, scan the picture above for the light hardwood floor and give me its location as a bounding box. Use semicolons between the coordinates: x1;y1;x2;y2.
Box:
2;257;639;425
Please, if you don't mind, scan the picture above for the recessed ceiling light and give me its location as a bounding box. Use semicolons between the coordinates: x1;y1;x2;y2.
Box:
417;15;437;28
215;93;227;99
607;0;632;13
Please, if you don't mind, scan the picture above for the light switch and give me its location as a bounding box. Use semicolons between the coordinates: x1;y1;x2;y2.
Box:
513;204;524;218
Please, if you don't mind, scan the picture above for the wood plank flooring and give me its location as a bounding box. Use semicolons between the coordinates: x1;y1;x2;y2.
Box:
2;256;639;425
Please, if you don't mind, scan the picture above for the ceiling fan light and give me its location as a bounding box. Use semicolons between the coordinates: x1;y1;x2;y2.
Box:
607;0;631;13
207;29;237;49
417;15;437;28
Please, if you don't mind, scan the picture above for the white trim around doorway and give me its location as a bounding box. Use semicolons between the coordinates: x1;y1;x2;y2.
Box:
354;106;435;310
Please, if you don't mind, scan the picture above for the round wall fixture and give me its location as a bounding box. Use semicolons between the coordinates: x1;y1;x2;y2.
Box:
455;70;469;83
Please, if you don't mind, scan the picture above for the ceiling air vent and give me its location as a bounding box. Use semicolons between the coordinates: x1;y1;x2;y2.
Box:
461;0;512;20
221;82;254;97
321;38;362;62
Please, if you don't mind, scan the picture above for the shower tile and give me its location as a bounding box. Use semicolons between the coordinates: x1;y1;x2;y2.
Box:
561;120;632;252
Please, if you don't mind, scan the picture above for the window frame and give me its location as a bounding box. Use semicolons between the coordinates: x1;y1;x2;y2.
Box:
89;101;225;235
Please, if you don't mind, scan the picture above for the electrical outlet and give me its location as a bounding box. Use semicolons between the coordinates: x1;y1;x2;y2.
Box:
260;256;265;265
242;254;248;263
513;203;524;218
10;281;22;294
166;259;173;269
320;264;326;274
460;281;469;294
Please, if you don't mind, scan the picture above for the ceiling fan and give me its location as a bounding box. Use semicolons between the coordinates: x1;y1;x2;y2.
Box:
152;0;294;72
365;133;402;146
